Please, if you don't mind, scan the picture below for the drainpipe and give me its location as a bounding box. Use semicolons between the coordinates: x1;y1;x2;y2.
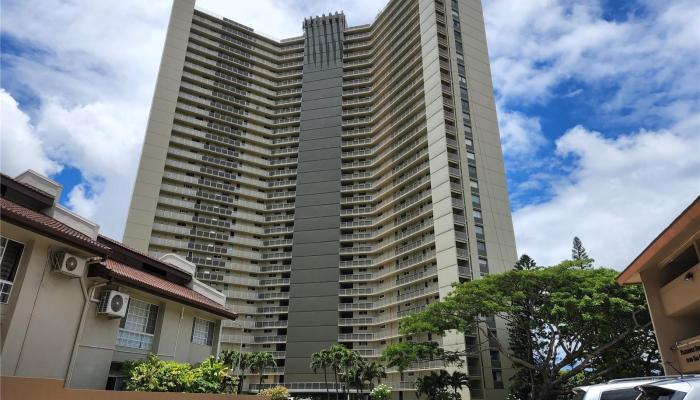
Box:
171;306;185;359
64;277;106;388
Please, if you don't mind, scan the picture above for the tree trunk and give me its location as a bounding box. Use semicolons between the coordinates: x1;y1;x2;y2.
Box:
258;373;264;393
335;371;340;400
325;369;330;400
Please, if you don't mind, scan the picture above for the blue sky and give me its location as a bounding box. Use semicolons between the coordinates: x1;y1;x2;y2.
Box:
1;0;698;268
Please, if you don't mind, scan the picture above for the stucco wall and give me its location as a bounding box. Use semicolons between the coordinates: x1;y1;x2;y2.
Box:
0;221;221;390
2;376;264;400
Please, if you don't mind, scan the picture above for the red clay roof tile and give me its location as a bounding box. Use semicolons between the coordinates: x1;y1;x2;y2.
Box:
0;198;110;254
95;259;236;319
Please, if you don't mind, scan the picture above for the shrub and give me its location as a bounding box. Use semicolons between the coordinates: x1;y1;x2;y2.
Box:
123;354;228;393
258;385;290;400
370;384;392;400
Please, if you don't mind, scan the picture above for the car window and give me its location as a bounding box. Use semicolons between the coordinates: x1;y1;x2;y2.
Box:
601;388;643;400
637;387;687;400
573;390;587;400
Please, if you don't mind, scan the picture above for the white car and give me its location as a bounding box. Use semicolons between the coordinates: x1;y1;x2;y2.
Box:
574;377;700;400
636;376;700;400
574;378;678;400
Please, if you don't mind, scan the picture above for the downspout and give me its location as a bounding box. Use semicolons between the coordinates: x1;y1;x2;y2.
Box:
64;276;106;388
170;306;185;359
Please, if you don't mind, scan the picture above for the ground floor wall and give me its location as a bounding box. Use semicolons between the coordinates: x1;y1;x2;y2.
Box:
1;376;262;400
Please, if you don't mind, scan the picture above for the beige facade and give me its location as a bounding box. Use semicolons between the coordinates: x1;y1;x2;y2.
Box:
618;197;700;375
1;171;233;390
124;0;516;398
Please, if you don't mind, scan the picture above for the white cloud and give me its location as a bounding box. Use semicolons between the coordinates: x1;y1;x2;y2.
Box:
513;122;700;269
0;0;389;239
0;90;61;177
484;0;700;119
197;0;386;39
1;0;697;263
1;0;169;238
497;107;546;158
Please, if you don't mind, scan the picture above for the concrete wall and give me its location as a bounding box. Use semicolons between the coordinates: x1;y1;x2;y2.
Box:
285;13;346;381
418;0;467;362
1;221;221;390
0;222;90;380
455;0;517;396
2;376;264;400
123;0;195;251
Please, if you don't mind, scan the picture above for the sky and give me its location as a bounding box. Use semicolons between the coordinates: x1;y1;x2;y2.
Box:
1;0;698;270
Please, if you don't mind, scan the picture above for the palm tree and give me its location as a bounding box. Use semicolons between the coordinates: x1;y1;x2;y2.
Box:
362;362;386;389
447;371;469;399
328;345;345;400
311;349;333;400
415;371;451;400
344;362;366;396
249;352;276;392
220;349;251;393
340;348;363;398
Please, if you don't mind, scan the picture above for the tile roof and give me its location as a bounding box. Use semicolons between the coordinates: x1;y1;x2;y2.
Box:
97;235;192;282
93;259;236;320
0;198;110;255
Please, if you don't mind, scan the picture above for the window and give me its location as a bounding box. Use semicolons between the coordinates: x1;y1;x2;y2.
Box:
471;194;481;206
191;317;215;346
475;225;484;235
117;298;159;350
473;210;482;220
492;369;504;389
470;180;479;189
479;258;489;274
0;237;25;304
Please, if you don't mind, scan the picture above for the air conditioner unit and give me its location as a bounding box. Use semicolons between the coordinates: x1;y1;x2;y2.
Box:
97;290;130;318
50;251;86;278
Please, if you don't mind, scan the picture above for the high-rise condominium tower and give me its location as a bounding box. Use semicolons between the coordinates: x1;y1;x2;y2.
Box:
124;0;517;398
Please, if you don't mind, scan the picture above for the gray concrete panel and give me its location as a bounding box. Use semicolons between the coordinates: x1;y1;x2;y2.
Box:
287;12;346;382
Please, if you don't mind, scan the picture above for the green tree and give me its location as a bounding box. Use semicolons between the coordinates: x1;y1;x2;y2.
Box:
382;341;444;381
220;349;251;393
415;370;452;400
249;352;276;392
447;371;469;399
391;262;659;399
338;347;364;397
311;349;333;400
508;254;537;399
572;237;593;268
363;361;386;389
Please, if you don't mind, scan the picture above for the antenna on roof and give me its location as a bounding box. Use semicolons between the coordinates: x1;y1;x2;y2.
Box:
665;361;684;378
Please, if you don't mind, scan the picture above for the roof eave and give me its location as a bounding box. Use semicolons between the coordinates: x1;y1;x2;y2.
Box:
0;210;111;257
88;263;237;320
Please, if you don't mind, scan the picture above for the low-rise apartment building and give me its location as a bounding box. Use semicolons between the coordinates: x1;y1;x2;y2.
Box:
617;196;700;374
0;170;237;390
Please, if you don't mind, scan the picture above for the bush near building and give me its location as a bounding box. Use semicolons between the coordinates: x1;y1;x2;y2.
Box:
258;385;289;400
123;354;232;393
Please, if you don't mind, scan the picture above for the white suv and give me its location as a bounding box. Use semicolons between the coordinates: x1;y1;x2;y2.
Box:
574;377;700;400
636;377;700;400
574;378;675;400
